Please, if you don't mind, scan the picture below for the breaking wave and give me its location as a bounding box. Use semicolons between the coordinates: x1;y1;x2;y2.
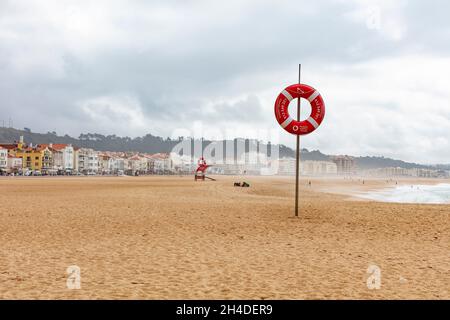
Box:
358;183;450;204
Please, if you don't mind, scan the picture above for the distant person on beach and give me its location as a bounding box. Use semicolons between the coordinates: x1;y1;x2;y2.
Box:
308;181;311;187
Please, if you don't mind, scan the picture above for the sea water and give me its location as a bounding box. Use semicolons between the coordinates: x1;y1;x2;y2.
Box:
358;183;450;204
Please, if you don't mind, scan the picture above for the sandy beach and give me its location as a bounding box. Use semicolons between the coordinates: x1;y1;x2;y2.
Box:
0;176;449;299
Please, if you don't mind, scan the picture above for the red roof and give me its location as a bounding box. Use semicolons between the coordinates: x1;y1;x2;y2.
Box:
0;144;17;150
150;153;169;160
39;143;69;151
53;144;70;150
35;145;50;151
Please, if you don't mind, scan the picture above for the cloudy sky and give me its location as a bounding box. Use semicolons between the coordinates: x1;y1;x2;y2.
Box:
1;0;449;163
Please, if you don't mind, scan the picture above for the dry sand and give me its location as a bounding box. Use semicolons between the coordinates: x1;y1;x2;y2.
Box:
0;176;449;299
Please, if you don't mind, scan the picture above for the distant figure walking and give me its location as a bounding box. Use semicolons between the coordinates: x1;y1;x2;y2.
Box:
308;181;312;187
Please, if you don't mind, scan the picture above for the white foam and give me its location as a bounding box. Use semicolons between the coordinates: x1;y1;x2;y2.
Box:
357;183;450;204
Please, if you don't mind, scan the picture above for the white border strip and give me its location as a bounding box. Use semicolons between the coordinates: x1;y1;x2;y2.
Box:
307;91;320;102
280;117;293;128
281;90;294;101
306;117;319;129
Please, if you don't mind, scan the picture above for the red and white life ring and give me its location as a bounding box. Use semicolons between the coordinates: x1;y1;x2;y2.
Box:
274;83;325;135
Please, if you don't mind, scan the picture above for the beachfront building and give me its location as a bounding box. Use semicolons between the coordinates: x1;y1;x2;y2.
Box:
0;146;7;173
7;155;22;174
409;168;440;178
213;162;246;175
208;162;224;175
274;158;296;175
363;167;444;178
170;153;196;174
36;145;54;175
111;155;125;174
268;158;339;176
97;152;126;174
331;155;356;175
97;153;112;174
141;155;151;173
59;144;74;170
142;154;155;173
301;160;338;176
86;150;99;174
238;152;270;175
1;137;48;173
37;143;75;172
125;154;146;175
2;136;38;171
50;146;64;171
271;159;339;176
0;143;18;154
74;148;99;174
375;167;410;177
149;153;172;174
14;145;43;172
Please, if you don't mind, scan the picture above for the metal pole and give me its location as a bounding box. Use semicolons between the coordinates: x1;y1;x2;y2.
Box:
295;64;301;217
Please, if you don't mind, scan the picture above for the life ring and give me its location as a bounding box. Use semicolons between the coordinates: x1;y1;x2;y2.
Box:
274;83;325;135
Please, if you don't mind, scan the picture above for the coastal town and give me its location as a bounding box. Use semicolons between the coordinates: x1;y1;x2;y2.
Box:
0;135;448;178
0;136;172;176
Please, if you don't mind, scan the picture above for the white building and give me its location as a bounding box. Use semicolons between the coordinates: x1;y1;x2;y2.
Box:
238;152;270;175
150;153;172;173
0;146;7;171
110;156;125;173
213;163;244;175
127;154;147;174
275;158;296;175
44;143;74;171
365;167;441;178
170;153;196;173
63;144;74;170
75;148;99;174
301;161;338;176
96;152;126;174
97;153;111;174
7;155;22;173
272;159;338;176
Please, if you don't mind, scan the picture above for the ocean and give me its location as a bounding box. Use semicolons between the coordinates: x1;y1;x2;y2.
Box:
358;183;450;204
